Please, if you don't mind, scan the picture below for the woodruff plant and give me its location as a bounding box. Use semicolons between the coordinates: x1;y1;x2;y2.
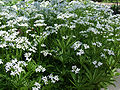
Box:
0;0;120;90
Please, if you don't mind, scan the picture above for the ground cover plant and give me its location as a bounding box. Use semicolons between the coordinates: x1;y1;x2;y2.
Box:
0;0;120;90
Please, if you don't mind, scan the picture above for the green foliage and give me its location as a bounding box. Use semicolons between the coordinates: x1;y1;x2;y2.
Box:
0;0;120;90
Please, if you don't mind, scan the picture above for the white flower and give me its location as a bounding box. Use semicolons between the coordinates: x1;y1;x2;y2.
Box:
34;82;41;89
35;20;44;23
41;44;46;47
34;23;47;27
0;59;3;64
72;65;80;74
40;50;52;57
18;23;28;27
101;53;105;58
108;50;115;56
75;68;80;74
12;5;18;10
92;61;97;65
62;36;69;39
26;30;32;33
72;65;77;72
83;44;89;49
32;87;39;90
92;42;102;47
5;59;27;76
71;41;82;50
48;74;54;79
0;1;4;5
24;53;32;58
26;58;32;62
92;61;103;68
104;49;115;56
98;62;103;66
76;49;84;56
42;68;46;72
48;74;59;83
35;65;46;73
42;76;48;85
54;75;59;81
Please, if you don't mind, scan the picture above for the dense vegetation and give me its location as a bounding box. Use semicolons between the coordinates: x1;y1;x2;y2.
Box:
0;0;120;90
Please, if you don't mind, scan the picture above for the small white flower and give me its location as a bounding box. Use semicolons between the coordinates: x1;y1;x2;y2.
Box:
42;68;46;72
34;23;47;27
54;75;59;81
92;61;103;68
24;53;31;58
71;41;82;50
83;44;89;49
32;87;39;90
26;58;32;62
34;82;41;89
41;44;46;47
40;50;52;57
62;36;69;39
98;62;103;66
92;61;97;65
51;79;56;83
18;23;28;27
0;1;4;5
35;65;46;73
0;59;3;64
75;68;80;74
72;65;80;74
48;74;59;83
48;74;54;79
42;76;48;85
5;59;27;76
92;42;102;47
72;65;77;72
108;50;115;56
76;49;84;56
101;53;105;58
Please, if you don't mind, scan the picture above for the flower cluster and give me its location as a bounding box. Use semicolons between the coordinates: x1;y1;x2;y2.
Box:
42;74;59;85
24;52;32;62
32;82;41;90
104;49;115;56
5;58;27;76
0;0;120;89
92;61;103;68
92;42;102;47
35;65;46;73
72;65;80;74
71;41;82;50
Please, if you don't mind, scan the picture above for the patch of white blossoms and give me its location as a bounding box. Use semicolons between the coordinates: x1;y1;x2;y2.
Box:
35;65;46;73
24;52;32;62
92;61;103;68
71;41;82;50
104;49;115;56
42;74;59;85
32;82;41;90
5;58;27;76
92;42;102;47
57;12;77;20
76;49;84;56
40;50;52;57
48;74;59;83
72;65;80;74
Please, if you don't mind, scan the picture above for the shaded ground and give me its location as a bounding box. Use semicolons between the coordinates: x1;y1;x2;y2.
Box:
101;69;120;90
108;75;120;90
